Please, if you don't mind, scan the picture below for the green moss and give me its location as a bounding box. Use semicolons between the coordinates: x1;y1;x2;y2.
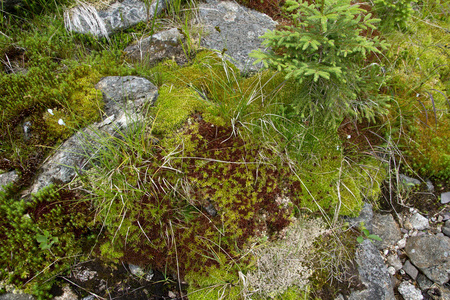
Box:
151;85;206;134
0;184;96;297
185;263;243;300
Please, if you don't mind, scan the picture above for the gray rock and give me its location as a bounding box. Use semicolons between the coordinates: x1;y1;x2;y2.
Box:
387;254;403;271
54;284;78;300
416;273;434;290
403;260;419;280
125;28;187;65
28;76;158;195
405;235;450;285
204;202;217;217
397;281;423;300
0;170;19;191
443;225;450;238
348;202;374;232
334;295;345;300
129;263;145;277
348;239;395;300
0;294;34;300
372;213;402;250
198;0;277;72
439;286;450;300
96;76;158;117
64;0;169;37
399;174;421;187
23;121;32;141
406;213;430;231
426;180;434;192
72;265;98;282
441;192;450;204
28;127;99;195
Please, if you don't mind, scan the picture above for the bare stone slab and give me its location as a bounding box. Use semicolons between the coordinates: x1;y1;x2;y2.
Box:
198;0;277;72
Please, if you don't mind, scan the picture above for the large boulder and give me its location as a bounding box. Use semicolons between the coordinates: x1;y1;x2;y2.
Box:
28;76;158;195
64;0;170;37
198;0;277;72
405;235;450;285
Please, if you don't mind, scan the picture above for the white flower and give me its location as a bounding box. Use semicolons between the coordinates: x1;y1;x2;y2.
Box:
58;119;66;126
336;146;340;150
347;135;351;139
416;93;420;97
47;109;54;115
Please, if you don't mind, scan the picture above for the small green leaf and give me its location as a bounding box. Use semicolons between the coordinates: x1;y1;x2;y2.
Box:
36;235;47;243
368;234;382;241
357;236;364;243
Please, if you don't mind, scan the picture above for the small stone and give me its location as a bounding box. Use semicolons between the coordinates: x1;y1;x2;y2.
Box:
397;238;407;249
437;215;443;223
54;284;78;300
168;291;176;298
431;216;436;222
408;213;430;231
145;270;154;281
397;281;423;300
403;260;419;280
400;269;405;275
442;226;450;237
441;192;450;204
129;263;145;277
387;266;396;275
426;180;434;192
204;202;217;217
400;174;421;187
384;249;389;256
416;273;433;290
23;121;32;141
334;294;345;300
387;254;403;271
